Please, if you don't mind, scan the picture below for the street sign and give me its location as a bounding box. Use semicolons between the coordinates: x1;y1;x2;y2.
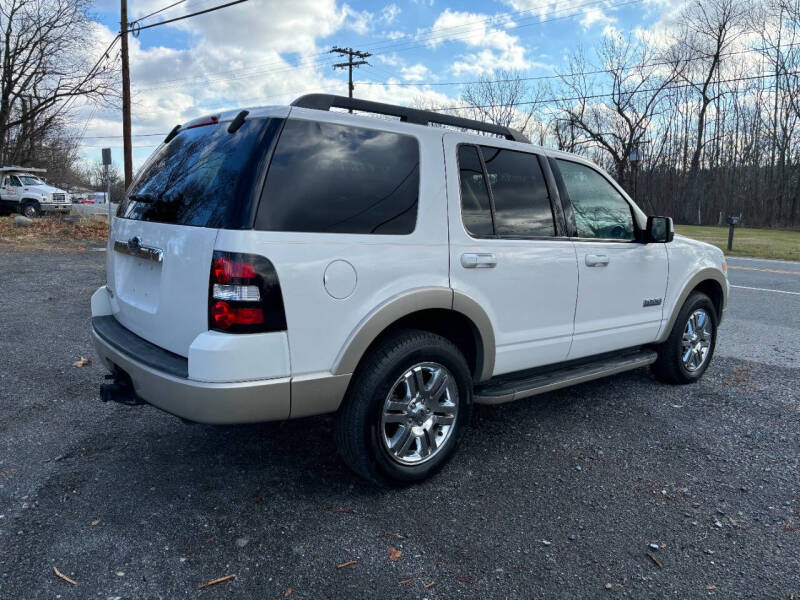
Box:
102;148;112;166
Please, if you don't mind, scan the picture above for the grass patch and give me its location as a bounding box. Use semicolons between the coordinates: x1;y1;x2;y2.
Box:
0;214;109;252
675;225;800;261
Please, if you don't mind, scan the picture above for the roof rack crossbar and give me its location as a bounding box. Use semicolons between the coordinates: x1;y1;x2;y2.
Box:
290;94;529;143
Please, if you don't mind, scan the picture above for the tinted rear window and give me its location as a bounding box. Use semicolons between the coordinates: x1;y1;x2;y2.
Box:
255;119;419;234
120;118;281;229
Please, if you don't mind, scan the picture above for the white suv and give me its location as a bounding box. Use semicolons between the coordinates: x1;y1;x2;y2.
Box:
91;94;728;485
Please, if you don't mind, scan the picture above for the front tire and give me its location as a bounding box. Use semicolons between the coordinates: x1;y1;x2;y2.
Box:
651;291;717;384
334;329;472;486
22;201;41;218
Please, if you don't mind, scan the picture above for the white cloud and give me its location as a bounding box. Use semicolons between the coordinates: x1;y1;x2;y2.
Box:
342;5;373;34
77;0;382;168
502;0;573;21
400;63;430;81
428;9;530;75
381;3;401;24
76;1;468;170
580;7;615;29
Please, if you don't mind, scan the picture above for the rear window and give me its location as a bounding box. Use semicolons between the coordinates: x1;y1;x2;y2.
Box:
120;118;281;229
255;119;419;234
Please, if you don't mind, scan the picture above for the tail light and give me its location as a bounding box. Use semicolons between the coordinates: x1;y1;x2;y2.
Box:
208;251;287;334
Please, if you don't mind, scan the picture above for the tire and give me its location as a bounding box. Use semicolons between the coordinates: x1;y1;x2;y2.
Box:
651;291;717;384
334;329;473;486
22;201;41;218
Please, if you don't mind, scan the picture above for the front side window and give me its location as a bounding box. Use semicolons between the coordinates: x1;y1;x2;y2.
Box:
556;160;634;240
9;176;21;187
480;146;554;237
256;119;419;234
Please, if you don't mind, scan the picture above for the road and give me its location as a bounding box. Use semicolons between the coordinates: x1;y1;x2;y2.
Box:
718;256;800;369
0;251;797;599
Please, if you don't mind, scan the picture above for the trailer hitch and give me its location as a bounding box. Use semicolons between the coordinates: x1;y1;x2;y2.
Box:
100;371;145;406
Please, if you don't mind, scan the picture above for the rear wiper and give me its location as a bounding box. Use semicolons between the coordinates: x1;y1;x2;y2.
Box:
128;193;156;204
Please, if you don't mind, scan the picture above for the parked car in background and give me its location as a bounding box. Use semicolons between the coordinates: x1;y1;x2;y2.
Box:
91;95;728;485
0;166;72;217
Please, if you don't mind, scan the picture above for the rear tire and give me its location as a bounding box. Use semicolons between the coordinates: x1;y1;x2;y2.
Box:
334;329;472;486
651;291;717;384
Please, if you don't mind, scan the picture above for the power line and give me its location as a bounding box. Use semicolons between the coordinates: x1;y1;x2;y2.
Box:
78;69;798;142
130;0;640;92
361;41;800;87
51;35;121;122
122;0;250;34
133;0;188;24
436;69;800;111
128;37;800;99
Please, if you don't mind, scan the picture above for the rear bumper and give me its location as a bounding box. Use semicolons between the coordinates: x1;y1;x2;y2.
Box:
92;316;291;424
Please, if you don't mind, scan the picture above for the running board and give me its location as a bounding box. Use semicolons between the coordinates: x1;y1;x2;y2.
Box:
473;348;658;405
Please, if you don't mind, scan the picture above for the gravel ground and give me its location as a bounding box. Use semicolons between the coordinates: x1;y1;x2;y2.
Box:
0;251;798;599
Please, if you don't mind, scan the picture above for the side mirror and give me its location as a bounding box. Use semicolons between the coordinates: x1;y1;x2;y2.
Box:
643;216;674;243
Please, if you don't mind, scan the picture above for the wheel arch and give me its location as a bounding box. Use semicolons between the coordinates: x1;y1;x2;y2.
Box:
332;287;495;383
657;269;727;343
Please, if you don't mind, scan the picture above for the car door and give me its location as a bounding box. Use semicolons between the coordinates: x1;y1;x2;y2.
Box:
3;176;20;200
551;158;668;360
445;135;579;377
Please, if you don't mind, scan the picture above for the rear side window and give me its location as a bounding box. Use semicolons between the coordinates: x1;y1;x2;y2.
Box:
255;119;419;234
457;145;494;237
121;118;281;229
480;146;554;237
456;144;555;238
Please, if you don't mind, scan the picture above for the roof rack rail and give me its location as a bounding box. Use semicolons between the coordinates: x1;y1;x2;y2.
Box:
291;94;529;143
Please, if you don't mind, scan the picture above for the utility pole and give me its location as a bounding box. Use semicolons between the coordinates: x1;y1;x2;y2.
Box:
330;47;371;110
120;0;133;191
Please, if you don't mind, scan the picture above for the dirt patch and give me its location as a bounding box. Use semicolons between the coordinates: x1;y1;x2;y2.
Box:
0;215;108;252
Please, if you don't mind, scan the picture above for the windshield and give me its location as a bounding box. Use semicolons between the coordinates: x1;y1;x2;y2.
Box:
121;117;281;229
18;176;44;185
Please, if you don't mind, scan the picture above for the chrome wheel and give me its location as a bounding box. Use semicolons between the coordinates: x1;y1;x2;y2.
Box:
380;362;459;465
23;204;38;218
681;309;712;372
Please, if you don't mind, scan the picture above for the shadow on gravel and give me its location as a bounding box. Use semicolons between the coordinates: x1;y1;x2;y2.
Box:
108;368;652;489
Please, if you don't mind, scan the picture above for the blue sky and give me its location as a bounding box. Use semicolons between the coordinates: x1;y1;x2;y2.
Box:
78;0;678;170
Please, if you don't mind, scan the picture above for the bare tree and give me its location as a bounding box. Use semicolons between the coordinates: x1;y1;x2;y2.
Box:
553;35;680;192
460;69;539;135
0;0;116;165
676;0;749;223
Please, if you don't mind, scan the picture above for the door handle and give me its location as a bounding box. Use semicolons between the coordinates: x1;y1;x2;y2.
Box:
461;253;497;269
585;254;609;267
